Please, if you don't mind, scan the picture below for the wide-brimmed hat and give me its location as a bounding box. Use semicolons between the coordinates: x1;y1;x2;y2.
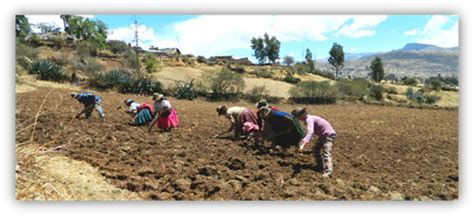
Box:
255;99;269;109
124;99;134;106
291;107;307;118
216;105;227;116
153;93;164;100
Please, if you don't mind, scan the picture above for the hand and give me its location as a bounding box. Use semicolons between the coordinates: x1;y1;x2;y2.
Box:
298;141;307;151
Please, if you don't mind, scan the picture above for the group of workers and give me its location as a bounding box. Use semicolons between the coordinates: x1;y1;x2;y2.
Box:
70;92;336;178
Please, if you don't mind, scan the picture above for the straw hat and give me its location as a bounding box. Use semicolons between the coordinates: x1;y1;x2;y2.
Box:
255;99;269;109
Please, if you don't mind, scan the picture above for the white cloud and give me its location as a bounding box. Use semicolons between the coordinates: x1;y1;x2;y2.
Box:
337;16;388;38
403;29;418;36
405;15;458;47
107;15;387;57
26;15;95;33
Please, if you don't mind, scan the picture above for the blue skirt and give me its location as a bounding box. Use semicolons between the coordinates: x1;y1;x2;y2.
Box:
135;108;152;126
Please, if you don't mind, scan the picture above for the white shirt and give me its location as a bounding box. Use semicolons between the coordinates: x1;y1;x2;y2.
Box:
153;99;172;114
129;102;140;112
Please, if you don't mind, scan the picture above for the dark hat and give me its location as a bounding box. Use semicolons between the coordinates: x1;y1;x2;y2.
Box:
124;99;134;106
70;92;78;98
216;105;227;116
256;99;269;109
291;107;307;118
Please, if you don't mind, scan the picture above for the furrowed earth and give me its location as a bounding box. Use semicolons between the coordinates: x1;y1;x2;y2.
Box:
15;87;458;200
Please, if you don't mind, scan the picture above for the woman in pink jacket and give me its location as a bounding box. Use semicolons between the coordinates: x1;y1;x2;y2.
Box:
292;107;336;178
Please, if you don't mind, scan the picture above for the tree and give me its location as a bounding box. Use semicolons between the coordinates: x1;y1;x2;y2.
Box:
370;56;385;82
61;15;108;54
251;33;280;64
16;15;31;42
328;43;345;79
251;37;265;64
60;15;71;33
264;33;281;64
36;22;61;33
305;48;314;72
282;55;295;66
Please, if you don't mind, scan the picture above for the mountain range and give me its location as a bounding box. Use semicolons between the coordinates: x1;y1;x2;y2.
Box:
315;43;459;78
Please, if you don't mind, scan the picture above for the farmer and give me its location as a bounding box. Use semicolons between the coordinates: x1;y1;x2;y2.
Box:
214;105;258;140
122;99;154;126
70;92;104;120
259;107;305;150
255;99;279;141
148;93;179;132
292;107;336;178
242;121;262;144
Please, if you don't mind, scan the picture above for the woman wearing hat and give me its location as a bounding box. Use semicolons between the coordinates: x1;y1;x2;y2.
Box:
255;99;279;141
214;105;258;140
259;107;305;150
148;93;179;132
70;92;104;120
292;107;336;178
122;99;154;126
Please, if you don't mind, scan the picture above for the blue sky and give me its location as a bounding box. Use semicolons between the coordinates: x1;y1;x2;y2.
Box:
26;15;459;62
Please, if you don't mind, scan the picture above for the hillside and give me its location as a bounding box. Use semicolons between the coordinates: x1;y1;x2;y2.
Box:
315;43;459;78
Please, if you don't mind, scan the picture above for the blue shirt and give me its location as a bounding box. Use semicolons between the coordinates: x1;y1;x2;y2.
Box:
76;92;100;105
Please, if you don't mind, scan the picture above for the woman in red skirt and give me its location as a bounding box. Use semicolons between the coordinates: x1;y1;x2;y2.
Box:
148;93;179;132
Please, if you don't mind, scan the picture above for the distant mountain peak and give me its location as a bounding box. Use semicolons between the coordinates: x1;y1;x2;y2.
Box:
401;43;457;52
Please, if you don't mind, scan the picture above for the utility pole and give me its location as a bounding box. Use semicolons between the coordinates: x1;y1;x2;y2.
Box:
132;15;140;74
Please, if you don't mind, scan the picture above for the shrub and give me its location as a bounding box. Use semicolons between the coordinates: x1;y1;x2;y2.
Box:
196;56;207;63
76;41;94;58
333;79;369;99
16;40;38;69
413;91;424;104
386;86;398;94
28;60;64;82
283;74;301;84
246;86;270;103
107;40;129;54
313;68;336;80
402;77;418;86
120;76;163;95
50;35;64;50
27;33;43;47
124;49;139;68
199;69;245;100
405;87;414;100
424;94;440;105
173;80;196;100
289;81;337;104
89;69;132;90
428;79;442;91
255;68;273;78
144;54;157;73
369;84;385;100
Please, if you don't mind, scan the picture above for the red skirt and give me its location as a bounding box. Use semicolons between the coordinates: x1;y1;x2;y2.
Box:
156;108;179;129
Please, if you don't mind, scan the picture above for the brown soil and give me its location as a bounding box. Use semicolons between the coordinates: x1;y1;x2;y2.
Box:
16;87;458;200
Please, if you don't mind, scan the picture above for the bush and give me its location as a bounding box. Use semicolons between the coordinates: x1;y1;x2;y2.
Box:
107;40;129;54
173;80;196;100
196;56;207;63
27;33;43;47
144;54;157;73
90;69;132;90
427;79;443;91
199;69;245;100
16;40;38;70
283;74;301;84
246;86;270;103
402;77;418;86
255;68;273;78
369;84;385;100
124;49;139;68
50;35;64;50
425;94;440;105
28;60;64;82
413;91;424;104
90;69;162;95
289;81;337;104
120;76;163;95
313;68;336;80
76;41;94;58
386;86;398;94
405;87;414;100
333;79;369;99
